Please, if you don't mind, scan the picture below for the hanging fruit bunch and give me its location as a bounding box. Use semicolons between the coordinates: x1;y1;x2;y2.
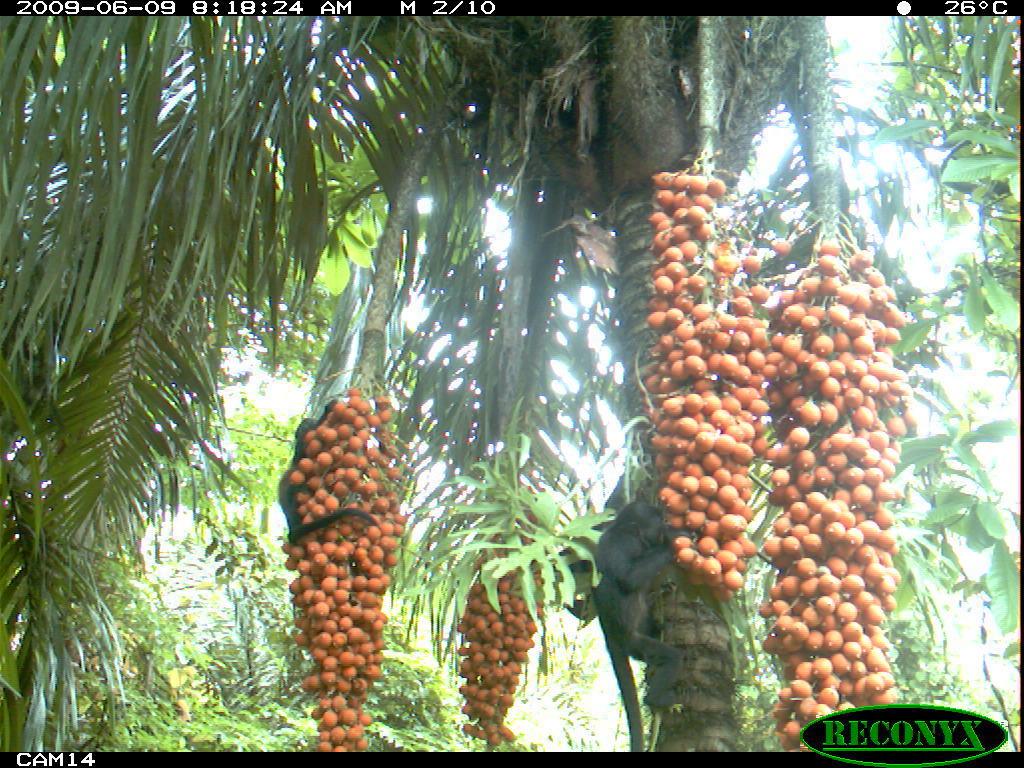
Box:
282;388;406;752
756;242;911;750
456;570;540;747
645;171;768;600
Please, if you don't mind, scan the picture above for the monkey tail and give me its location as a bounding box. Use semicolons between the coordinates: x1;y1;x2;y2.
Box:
601;620;646;752
287;508;378;544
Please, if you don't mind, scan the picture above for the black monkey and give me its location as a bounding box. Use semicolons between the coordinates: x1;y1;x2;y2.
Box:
279;400;378;544
593;501;685;752
278;405;330;535
285;506;378;544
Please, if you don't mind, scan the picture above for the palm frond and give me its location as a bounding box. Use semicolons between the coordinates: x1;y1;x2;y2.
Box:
1;17;360;747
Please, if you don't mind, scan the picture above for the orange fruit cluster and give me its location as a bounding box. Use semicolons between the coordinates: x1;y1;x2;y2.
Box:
282;389;405;752
456;575;538;746
758;244;911;749
646;171;766;599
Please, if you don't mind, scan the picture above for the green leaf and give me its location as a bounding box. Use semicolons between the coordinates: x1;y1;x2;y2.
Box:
454;475;486;491
951;441;995;495
926;490;974;525
891;318;938;356
988;100;1019;125
961;419;1018;445
873;119;938;143
893;568;916;613
558;539;598;564
979;269;1019;332
986;542;1020;635
342;228;373;269
976;501;1007;540
360;216;379;248
898;435;950;467
988;21;1014;116
946;128;1018;156
941;155;1018;184
963;281;986;334
517;433;531;469
952;506;997;551
480;571;503;615
561;510;613;539
318;252;351;295
529;492;560;531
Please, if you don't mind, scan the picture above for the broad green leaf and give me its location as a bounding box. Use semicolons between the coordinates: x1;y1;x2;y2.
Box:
988;21;1014;115
891;317;937;356
520;570;542;621
530;491;559;531
987;542;1020;635
342;227;373;268
976;501;1007;540
558;539;598;564
898;434;950;467
946;128;1018;156
963;281;986;334
953;507;997;551
961;419;1018;445
561;510;614;538
951;441;995;495
941;155;1017;184
926;490;974;525
989;108;1019;129
979;269;1019;332
318;252;351;295
873;119;938;143
893;566;917;612
360;216;379;248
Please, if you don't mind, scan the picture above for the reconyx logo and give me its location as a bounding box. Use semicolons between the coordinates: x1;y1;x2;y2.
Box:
802;704;1008;767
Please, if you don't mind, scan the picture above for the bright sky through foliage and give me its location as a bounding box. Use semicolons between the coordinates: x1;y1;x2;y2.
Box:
826;18;1020;632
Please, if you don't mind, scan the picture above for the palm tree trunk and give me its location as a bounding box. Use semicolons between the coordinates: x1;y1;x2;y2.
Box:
608;187;738;752
651;579;738;751
353;120;435;391
608;189;657;424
